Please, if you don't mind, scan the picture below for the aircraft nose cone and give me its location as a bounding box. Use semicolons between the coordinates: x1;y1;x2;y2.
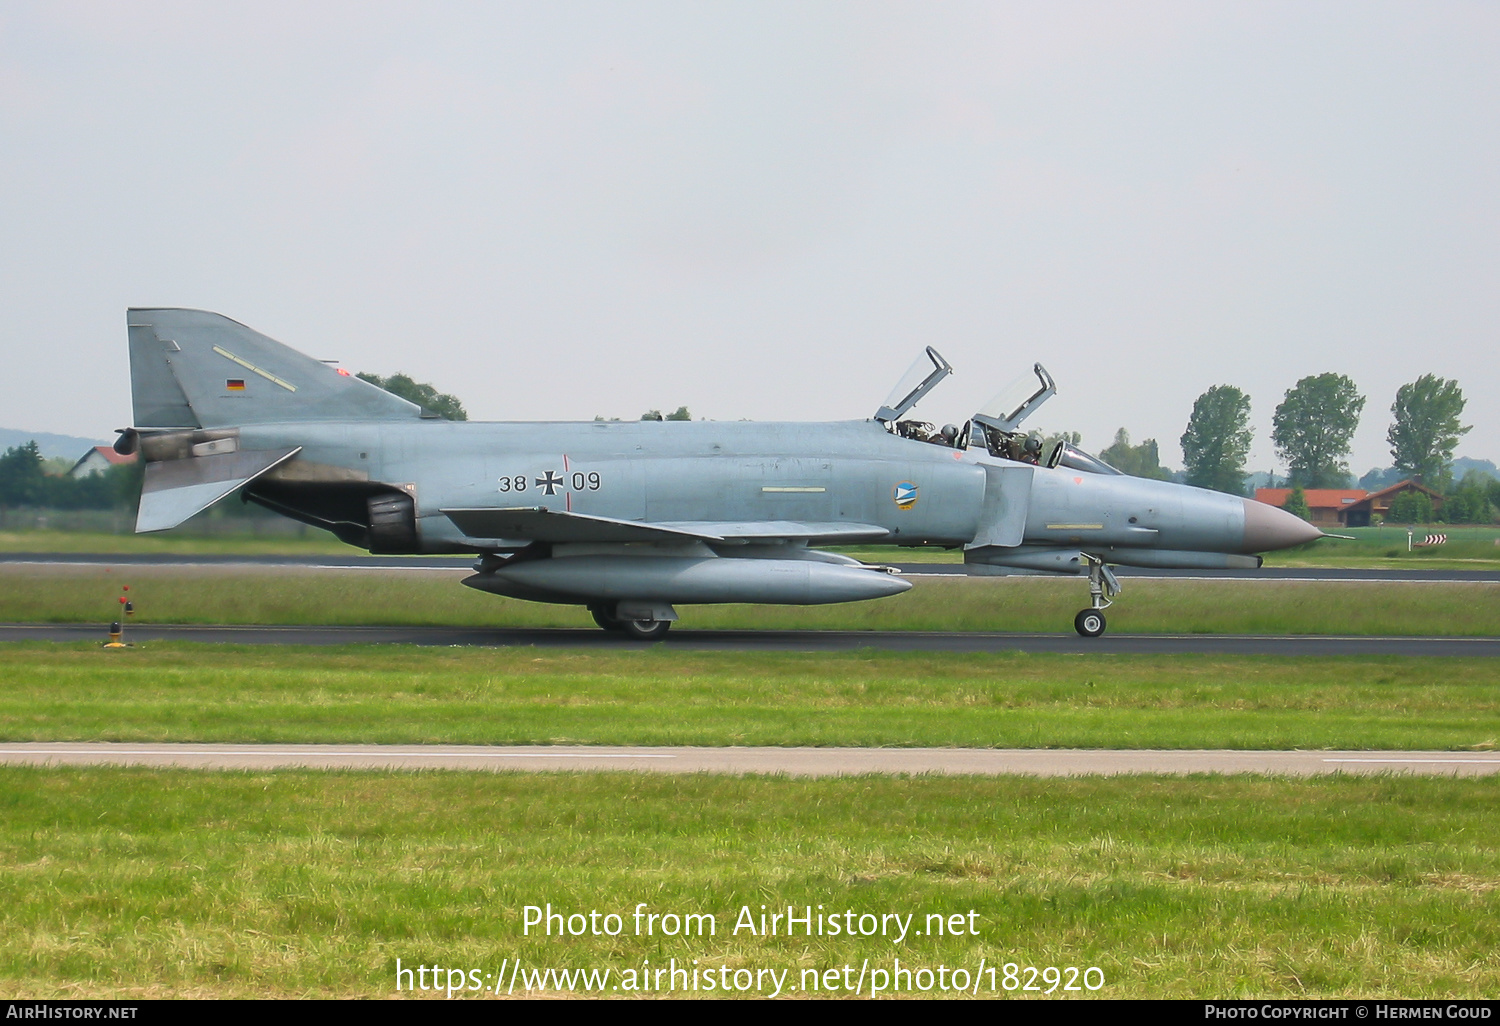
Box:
1241;497;1323;552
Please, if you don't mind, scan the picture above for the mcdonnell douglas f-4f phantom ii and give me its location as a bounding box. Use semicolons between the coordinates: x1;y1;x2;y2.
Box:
119;309;1321;639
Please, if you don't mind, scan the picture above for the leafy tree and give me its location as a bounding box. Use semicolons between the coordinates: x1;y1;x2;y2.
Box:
40;467;112;510
356;373;467;421
1283;486;1311;521
1098;429;1171;481
666;406;692;422
1387;375;1469;490
1180;385;1253;495
1271;373;1365;488
1442;476;1496;525
1387;490;1434;524
0;445;142;512
108;459;145;510
0;441;45;507
1358;466;1404;491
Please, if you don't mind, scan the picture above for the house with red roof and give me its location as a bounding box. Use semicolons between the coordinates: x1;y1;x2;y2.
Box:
1343;480;1446;525
1255;480;1446;527
68;446;137;479
1254;488;1368;528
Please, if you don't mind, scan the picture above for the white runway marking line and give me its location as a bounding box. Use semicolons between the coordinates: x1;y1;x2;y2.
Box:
1323;758;1500;765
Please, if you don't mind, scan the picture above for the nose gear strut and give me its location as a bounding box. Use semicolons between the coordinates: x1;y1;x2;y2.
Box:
1074;554;1121;637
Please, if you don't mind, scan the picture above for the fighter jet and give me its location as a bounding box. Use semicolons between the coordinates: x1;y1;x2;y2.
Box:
118;309;1320;639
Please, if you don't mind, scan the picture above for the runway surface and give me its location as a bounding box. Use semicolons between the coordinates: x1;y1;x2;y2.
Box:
3;621;1497;655
3;551;1497;583
4;742;1498;776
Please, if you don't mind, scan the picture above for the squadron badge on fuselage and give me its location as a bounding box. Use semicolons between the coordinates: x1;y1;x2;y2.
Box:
893;482;919;510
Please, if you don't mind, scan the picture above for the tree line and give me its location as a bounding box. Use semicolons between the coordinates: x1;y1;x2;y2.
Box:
1135;373;1474;491
1165;371;1490;522
0;441;142;510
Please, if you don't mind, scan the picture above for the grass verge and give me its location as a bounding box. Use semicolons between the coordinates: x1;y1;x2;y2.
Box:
2;645;1498;750
2;565;1498;635
1265;525;1500;569
1;769;1497;998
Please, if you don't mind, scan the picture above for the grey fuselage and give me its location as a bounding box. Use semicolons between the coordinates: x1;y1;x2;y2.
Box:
237;416;1268;562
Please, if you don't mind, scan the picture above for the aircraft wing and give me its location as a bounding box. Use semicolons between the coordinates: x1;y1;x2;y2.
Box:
441;507;890;546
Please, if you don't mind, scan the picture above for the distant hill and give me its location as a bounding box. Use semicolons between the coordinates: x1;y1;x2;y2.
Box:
1358;457;1497;490
0;428;112;461
1453;457;1498;482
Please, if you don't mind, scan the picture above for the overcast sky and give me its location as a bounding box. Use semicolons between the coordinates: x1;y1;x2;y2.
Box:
2;1;1495;476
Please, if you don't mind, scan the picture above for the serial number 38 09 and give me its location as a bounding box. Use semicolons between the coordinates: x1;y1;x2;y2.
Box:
496;472;602;493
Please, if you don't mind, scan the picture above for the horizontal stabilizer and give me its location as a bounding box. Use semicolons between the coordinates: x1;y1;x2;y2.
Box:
443;507;891;546
137;446;301;533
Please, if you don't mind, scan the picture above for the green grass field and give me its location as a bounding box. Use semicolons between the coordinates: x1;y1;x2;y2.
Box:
3;546;1497;999
3;565;1498;635
2;769;1497;998
1268;525;1500;569
2;645;1498;751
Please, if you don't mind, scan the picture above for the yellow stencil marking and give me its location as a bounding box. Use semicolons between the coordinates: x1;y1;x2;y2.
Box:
213;346;297;392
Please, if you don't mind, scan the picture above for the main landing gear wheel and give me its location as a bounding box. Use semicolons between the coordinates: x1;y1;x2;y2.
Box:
1074;609;1106;638
618;618;671;642
590;603;672;640
589;605;623;632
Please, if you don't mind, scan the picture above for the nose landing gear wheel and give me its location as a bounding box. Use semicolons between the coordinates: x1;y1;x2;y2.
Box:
1074;609;1106;638
618;618;671;641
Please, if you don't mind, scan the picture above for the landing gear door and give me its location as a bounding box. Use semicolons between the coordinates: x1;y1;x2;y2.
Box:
874;347;952;424
971;363;1056;434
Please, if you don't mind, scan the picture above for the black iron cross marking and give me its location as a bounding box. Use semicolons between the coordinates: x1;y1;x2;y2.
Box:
536;470;564;495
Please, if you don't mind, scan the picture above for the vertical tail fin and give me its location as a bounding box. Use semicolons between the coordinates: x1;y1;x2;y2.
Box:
127;308;423;428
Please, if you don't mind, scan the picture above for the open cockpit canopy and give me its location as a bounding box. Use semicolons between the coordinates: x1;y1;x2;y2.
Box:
874;346;952;424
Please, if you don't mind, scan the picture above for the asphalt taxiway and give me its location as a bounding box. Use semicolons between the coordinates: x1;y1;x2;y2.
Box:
3;621;1497;655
